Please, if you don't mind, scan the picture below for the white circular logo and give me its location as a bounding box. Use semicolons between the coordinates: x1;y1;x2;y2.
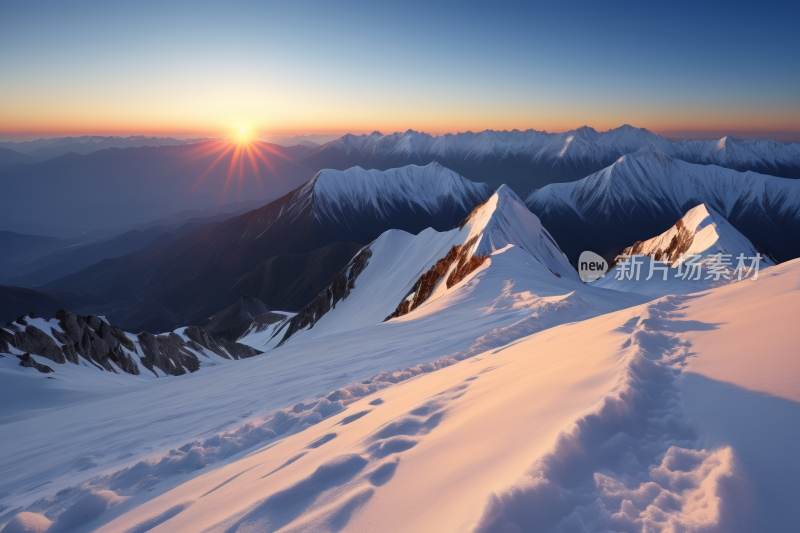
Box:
578;251;608;282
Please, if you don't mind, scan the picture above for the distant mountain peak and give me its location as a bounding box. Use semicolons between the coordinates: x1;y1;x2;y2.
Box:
304;163;492;226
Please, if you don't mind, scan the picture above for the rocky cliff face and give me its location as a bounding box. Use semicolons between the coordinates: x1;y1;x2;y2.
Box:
0;311;262;377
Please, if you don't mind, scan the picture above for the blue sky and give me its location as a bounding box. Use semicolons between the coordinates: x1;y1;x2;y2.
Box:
1;0;798;140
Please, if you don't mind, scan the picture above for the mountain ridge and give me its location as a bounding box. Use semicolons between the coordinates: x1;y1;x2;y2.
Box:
524;146;800;263
297;125;800;191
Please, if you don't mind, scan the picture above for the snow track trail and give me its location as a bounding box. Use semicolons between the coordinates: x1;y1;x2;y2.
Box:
474;294;752;533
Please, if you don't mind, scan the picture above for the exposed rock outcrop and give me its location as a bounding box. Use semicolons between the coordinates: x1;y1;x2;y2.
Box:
136;331;200;376
385;234;488;322
386;244;463;321
2;316;67;364
609;217;695;269
446;236;488;289
51;311;140;374
17;353;54;373
239;312;287;340
1;310;263;378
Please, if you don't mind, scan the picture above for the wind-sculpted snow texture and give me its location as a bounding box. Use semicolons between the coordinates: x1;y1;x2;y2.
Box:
299;125;800;192
16;259;792;533
0;290;641;533
525;146;800;262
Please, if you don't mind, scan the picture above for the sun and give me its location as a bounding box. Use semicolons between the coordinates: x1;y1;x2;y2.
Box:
237;127;249;142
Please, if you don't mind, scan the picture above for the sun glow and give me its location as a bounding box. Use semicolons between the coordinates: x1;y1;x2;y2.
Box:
185;134;292;200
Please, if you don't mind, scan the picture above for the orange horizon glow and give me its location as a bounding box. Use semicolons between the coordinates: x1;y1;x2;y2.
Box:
2;115;799;140
3;124;800;138
3;97;799;140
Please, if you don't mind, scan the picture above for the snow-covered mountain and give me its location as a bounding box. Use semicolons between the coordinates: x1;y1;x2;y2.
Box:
524;146;800;262
593;204;775;296
298;125;800;191
239;185;585;350
41;163;492;333
290;162;493;244
611;203;775;267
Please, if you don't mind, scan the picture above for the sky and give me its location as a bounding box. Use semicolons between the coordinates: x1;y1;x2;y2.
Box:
1;0;798;142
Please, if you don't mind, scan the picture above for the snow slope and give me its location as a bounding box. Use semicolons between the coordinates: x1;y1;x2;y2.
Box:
64;259;800;533
0;186;650;530
524;146;800;262
0;319;263;422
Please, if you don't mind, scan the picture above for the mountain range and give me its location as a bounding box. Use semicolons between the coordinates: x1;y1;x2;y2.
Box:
0;135;216;160
525;145;800;263
1;161;797;532
297;125;800;191
239;184;582;351
0;146;39;167
6;145;800;331
4;125;799;240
